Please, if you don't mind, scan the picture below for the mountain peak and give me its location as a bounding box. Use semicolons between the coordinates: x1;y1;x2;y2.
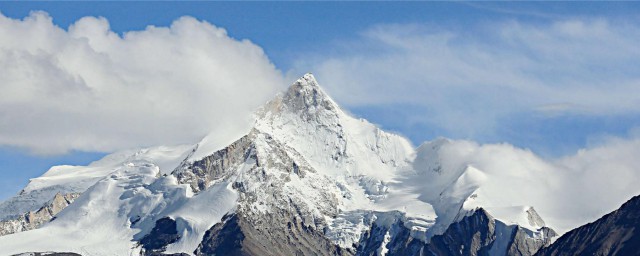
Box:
281;73;339;114
256;73;341;120
297;72;319;86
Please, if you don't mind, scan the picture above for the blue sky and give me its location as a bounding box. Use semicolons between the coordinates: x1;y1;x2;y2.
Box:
1;2;639;200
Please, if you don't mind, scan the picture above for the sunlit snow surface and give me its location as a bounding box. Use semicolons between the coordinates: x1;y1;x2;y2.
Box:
0;145;194;221
0;155;237;255
0;74;638;255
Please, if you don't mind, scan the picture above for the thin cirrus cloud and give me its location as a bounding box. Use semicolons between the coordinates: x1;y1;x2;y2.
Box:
0;11;285;155
299;18;640;141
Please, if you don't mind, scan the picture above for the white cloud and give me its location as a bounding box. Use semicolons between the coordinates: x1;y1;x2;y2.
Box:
0;12;285;155
410;133;640;233
554;134;640;216
297;18;640;139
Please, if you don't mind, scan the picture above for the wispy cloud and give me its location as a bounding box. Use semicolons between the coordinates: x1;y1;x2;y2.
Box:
461;2;563;20
0;12;285;155
295;18;640;147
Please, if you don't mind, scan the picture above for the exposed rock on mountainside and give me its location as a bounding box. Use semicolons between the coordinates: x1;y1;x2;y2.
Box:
174;134;254;193
0;192;79;236
140;217;183;256
175;130;344;256
195;211;346;256
536;195;640;256
355;208;555;256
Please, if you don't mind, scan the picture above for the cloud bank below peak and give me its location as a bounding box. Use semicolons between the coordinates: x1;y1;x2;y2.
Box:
0;11;285;155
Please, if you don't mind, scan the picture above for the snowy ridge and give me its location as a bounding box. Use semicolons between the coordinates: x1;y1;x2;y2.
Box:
0;159;237;255
0;145;193;222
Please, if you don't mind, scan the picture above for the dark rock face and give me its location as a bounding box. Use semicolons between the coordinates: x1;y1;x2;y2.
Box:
356;215;423;256
508;227;557;256
360;209;497;256
356;221;398;256
173;134;254;193
536;195;640;256
195;214;246;256
427;209;496;256
140;217;181;256
0;192;80;236
355;208;555;256
195;211;347;256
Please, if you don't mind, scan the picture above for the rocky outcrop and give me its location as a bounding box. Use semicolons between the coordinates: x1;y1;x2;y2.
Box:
508;226;557;256
536;194;640;256
196;211;347;256
0;192;79;236
355;208;556;256
171;129;343;256
195;214;245;256
427;209;496;255
173;134;254;193
139;217;182;256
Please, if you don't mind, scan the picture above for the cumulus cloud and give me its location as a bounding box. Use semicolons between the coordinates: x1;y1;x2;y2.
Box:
410;133;640;233
297;18;640;140
554;134;640;216
0;11;285;155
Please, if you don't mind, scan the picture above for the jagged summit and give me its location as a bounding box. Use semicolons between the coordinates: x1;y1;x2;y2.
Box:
257;73;342;123
282;73;339;113
255;73;414;179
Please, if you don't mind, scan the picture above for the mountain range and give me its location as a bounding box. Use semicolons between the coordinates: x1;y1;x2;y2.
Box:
0;74;637;256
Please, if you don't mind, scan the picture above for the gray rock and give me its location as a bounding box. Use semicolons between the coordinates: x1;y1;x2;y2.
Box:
355;208;555;256
173;133;253;193
536;194;640;256
195;210;347;256
139;217;182;256
0;192;80;236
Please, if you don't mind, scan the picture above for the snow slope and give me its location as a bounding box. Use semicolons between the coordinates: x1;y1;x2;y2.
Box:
0;145;193;222
254;73;414;181
0;159;237;255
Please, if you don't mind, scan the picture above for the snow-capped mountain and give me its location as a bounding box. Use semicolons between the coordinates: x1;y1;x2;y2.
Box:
0;74;632;255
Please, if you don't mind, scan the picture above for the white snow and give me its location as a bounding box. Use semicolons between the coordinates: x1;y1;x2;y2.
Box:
379;230;391;256
0;144;193;221
0;159;237;255
164;182;238;254
254;73;414;181
188;124;253;161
